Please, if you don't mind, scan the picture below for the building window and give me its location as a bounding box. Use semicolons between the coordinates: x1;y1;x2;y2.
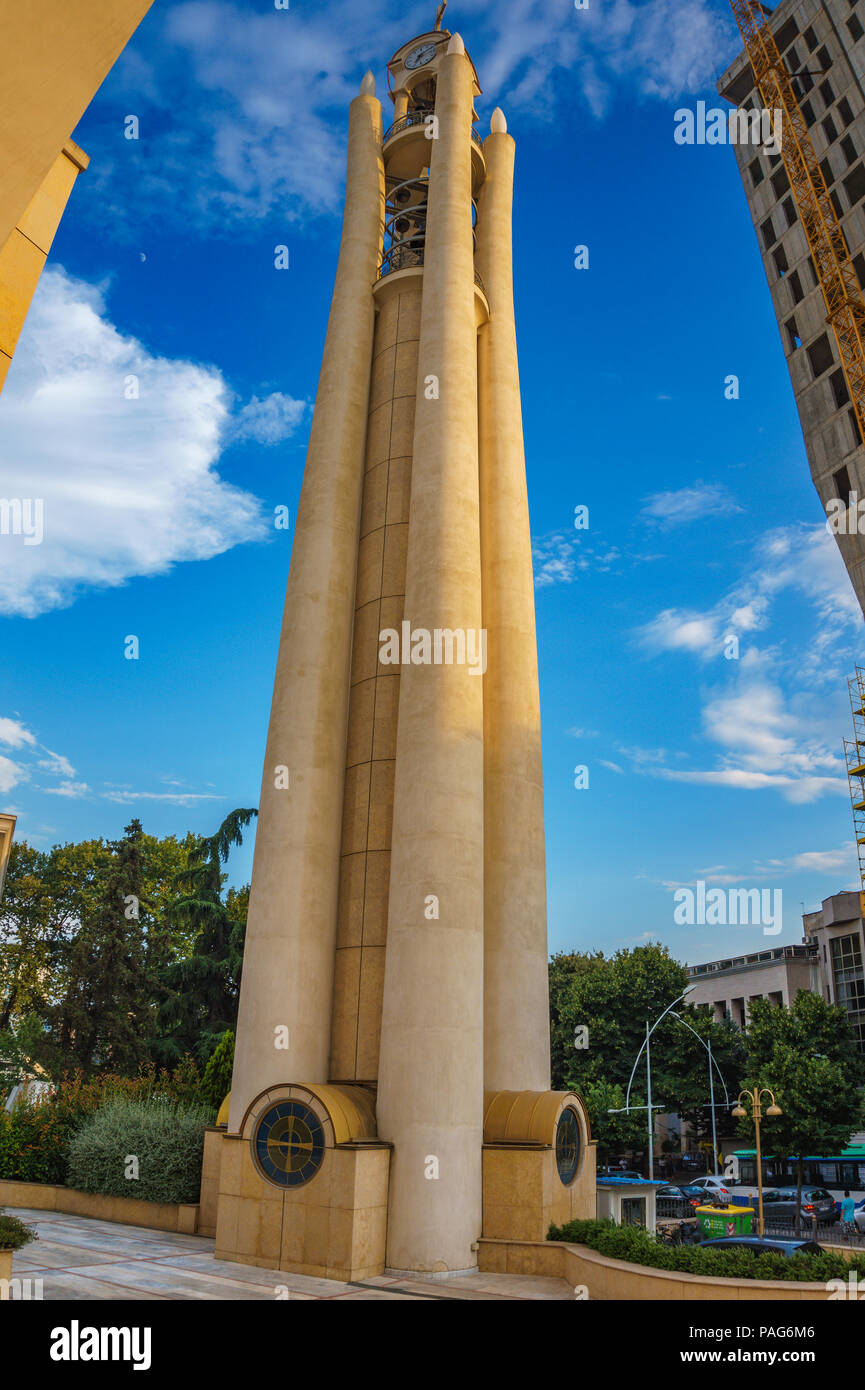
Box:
774;17;799;52
839;96;855;127
831;367;850;408
761;215;777;249
823;114;839;144
854;252;865;289
804;25;818;51
801;98;816;126
834;463;853;500
786;316;802;351
850;409;862;447
786;45;801;72
820;78;836;108
749;156;764;187
820;155;835;187
788;268;804;303
816;45;831;72
807;331;834;375
844;162;865;204
830;188;845;219
772;246;789;277
621;1196;646;1228
807;256;820;288
783;196;797;227
830;934;865;1052
842;133;857;166
771;166;790;199
848;13;864;42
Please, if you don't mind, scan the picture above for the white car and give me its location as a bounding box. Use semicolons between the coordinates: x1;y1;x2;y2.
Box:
687;1176;731;1203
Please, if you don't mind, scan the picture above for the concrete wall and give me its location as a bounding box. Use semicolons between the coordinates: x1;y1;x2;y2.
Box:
0;1179;198;1234
480;1237;837;1300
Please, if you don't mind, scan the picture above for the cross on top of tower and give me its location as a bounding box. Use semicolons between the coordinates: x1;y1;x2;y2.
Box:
435;1;448;31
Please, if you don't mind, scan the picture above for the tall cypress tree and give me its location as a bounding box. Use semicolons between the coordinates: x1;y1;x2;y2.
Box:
51;820;151;1076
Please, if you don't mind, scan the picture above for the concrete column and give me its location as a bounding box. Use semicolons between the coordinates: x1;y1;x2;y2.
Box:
476;110;550;1093
376;35;485;1272
393;89;409;121
229;81;384;1130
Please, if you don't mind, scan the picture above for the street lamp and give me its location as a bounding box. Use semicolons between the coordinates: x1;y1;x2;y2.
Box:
669;1011;730;1178
625;986;694;1180
732;1087;782;1236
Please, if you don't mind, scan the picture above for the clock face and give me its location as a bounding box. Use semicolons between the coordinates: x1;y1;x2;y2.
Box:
405;42;437;70
555;1107;581;1187
252;1099;326;1189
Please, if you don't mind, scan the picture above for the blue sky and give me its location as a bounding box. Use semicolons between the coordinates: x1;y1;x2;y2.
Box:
2;0;863;967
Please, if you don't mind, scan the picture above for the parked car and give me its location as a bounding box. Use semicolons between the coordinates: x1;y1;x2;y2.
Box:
699;1236;824;1257
598;1167;642;1180
853;1205;865;1233
760;1187;838;1226
687;1176;731;1202
655;1184;709;1216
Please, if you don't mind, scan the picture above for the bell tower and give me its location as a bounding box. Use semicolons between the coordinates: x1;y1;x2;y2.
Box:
210;11;595;1282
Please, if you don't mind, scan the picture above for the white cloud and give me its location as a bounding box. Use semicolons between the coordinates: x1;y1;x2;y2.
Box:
638;609;719;655
101;788;222;807
231;392;307;445
0;755;28;794
0;717;37;749
0;266;272;618
641;483;741;526
43;781;90;799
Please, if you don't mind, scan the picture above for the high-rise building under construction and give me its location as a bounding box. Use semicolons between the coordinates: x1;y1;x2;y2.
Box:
719;0;865;613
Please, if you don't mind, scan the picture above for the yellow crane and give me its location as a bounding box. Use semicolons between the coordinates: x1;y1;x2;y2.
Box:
730;0;865;442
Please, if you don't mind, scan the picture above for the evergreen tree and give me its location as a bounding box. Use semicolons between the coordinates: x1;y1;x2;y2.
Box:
155;808;256;1065
48;820;151;1076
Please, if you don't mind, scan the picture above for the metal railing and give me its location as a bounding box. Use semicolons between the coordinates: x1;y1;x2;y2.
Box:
382;111;485;151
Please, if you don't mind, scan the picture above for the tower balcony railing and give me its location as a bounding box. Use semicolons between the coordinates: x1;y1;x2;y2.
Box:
378;242;487;299
382;111;486;151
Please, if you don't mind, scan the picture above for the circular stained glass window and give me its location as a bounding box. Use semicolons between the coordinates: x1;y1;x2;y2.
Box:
252;1099;326;1189
555;1106;581;1187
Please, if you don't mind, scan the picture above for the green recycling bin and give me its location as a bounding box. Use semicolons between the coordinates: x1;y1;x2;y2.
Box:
695;1204;755;1238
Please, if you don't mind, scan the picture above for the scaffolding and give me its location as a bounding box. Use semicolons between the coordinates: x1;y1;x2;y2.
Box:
843;665;865;914
729;0;865;442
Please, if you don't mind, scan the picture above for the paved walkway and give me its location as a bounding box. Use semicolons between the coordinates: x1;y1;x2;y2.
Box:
6;1208;572;1301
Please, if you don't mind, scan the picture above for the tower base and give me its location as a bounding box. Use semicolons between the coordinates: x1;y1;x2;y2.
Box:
205;1086;596;1280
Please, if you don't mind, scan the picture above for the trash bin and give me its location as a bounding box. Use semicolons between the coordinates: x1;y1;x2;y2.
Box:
695;1204;754;1238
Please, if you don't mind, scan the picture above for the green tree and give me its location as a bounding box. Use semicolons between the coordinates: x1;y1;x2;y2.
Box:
549;944;741;1165
740;992;865;1232
46;820;152;1076
155;808;256;1065
200;1029;235;1111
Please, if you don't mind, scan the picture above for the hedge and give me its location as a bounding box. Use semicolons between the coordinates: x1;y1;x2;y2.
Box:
547;1217;865;1283
67;1097;213;1206
0;1061;208;1186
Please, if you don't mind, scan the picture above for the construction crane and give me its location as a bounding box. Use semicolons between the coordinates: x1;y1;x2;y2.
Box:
730;0;865;444
843;666;865;917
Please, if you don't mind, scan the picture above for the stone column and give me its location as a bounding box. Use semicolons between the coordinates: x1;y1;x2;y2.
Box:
229;78;384;1129
476;109;550;1093
375;35;485;1272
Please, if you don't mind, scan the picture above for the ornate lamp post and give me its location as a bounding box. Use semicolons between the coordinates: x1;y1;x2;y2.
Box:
732;1088;782;1236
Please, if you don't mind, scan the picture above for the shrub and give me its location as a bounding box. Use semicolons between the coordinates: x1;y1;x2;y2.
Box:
0;1211;36;1251
200;1031;234;1113
67;1097;213;1205
0;1060;208;1187
548;1217;865;1284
